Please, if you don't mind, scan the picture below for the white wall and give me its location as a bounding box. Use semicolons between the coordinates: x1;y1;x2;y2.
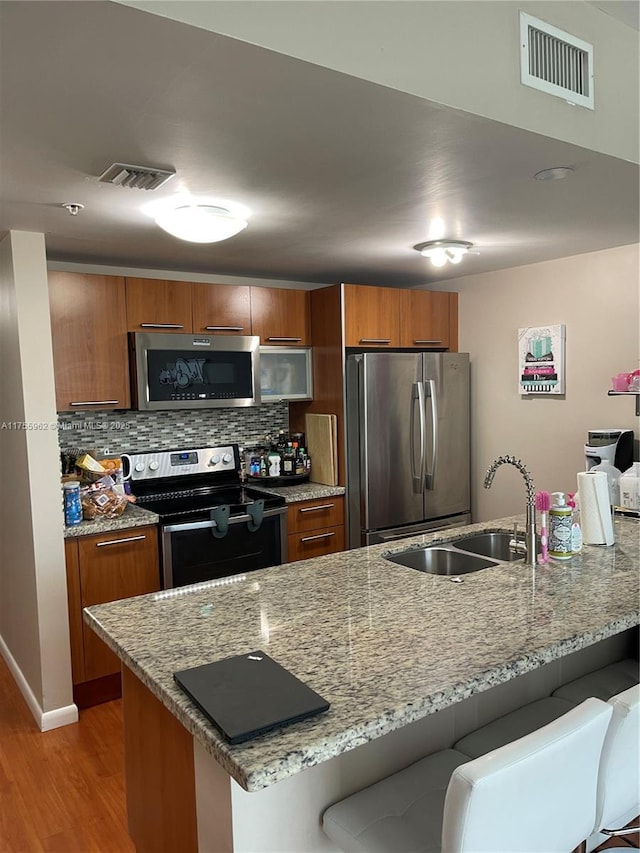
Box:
0;231;76;729
443;243;639;521
120;0;639;164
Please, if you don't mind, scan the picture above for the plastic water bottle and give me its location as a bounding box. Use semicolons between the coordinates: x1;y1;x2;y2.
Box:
63;482;82;526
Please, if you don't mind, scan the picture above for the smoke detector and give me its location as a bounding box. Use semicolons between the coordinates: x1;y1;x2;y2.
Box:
98;162;176;191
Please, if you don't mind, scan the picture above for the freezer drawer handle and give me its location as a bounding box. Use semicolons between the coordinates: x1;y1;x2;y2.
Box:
359;338;391;344
413;340;442;345
299;504;335;513
300;532;335;543
96;535;146;547
205;326;245;331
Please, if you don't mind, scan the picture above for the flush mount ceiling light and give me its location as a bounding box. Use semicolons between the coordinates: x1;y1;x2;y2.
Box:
154;204;248;244
413;239;475;267
533;166;574;181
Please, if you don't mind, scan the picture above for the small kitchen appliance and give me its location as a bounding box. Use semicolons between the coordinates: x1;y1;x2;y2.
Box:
122;444;286;588
584;429;633;473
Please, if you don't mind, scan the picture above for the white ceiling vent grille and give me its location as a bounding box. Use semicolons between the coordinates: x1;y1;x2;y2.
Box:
98;163;176;191
520;13;594;110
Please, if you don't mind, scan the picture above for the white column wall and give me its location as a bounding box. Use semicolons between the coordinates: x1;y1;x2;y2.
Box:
0;230;76;729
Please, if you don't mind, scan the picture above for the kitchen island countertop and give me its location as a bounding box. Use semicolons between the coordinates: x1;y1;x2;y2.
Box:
84;514;639;793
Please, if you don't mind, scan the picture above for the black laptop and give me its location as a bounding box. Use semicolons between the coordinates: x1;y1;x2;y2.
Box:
173;650;330;744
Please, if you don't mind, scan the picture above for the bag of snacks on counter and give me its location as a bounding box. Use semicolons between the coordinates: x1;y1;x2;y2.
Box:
80;477;128;519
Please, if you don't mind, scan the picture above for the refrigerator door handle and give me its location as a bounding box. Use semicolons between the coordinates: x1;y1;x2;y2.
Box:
410;381;426;493
424;379;438;490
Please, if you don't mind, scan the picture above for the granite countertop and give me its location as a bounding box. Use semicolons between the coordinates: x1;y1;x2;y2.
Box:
254;482;345;503
62;482;339;537
84;514;639;793
63;503;159;538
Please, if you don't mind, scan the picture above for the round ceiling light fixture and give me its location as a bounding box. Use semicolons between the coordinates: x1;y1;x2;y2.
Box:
413;239;475;268
154;204;248;243
533;166;574;181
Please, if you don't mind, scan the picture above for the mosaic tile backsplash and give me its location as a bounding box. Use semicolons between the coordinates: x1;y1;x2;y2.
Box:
57;403;290;456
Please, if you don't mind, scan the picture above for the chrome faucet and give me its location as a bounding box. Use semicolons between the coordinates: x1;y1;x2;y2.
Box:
484;455;537;567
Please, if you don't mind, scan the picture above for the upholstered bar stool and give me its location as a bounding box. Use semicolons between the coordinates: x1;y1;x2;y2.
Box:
322;698;612;853
452;658;639;760
552;658;639;704
589;685;640;852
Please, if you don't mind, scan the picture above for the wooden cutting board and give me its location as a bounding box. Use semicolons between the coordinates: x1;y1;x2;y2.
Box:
305;414;338;486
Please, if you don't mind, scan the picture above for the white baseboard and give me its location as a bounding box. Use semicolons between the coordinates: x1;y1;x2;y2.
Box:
0;635;78;731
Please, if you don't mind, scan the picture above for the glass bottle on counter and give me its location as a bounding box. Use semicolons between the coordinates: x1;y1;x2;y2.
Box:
295;448;306;475
282;443;296;476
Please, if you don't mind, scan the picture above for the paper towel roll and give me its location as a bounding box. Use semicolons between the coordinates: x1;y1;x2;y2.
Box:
578;471;615;546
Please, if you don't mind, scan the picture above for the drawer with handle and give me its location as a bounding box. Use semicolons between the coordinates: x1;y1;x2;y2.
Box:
287;496;344;534
288;525;345;563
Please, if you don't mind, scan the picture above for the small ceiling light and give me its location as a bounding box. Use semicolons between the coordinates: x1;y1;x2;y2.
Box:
413;239;475;268
155;204;248;244
533;166;574;181
62;202;84;216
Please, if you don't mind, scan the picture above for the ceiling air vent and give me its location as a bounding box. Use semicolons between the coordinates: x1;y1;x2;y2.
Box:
519;13;594;110
98;163;176;191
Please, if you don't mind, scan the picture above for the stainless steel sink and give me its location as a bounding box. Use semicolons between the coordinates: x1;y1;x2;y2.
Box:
450;532;526;562
385;547;498;576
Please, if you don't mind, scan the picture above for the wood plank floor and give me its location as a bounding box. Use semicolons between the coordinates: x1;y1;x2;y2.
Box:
0;655;638;852
0;657;134;852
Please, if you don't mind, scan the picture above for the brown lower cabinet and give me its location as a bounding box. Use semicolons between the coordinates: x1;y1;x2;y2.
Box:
287;496;345;562
65;526;160;706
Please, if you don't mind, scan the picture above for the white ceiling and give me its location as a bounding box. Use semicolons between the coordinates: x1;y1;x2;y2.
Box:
0;0;638;287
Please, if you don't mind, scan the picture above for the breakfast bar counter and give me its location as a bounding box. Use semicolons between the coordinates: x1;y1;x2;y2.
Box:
85;515;639;852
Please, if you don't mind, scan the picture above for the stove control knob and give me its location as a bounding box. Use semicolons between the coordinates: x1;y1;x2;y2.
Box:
222;453;232;464
149;461;159;471
210;455;221;466
134;462;145;473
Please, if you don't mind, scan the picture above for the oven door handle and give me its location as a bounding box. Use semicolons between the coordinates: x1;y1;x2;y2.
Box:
162;506;285;534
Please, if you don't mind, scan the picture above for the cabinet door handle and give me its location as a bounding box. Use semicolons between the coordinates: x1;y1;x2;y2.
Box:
140;323;184;329
359;339;391;344
266;336;302;342
205;326;245;332
96;535;146;547
70;400;119;407
299;504;335;513
413;340;442;345
300;532;335;543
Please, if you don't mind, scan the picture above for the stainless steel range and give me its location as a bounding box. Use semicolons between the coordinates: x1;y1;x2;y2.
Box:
122;444;287;588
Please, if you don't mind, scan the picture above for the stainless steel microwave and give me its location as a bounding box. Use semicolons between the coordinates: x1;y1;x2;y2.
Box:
130;332;261;410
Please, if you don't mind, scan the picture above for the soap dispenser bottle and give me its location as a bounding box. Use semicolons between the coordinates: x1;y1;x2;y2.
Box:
549;492;573;560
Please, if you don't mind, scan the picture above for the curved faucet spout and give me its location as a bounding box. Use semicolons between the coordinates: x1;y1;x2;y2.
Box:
484;455;537;566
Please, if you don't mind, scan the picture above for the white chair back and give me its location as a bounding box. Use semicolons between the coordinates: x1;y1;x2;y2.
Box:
596;684;640;833
442;697;613;853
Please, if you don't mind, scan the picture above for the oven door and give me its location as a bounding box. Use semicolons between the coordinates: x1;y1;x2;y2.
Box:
161;507;287;588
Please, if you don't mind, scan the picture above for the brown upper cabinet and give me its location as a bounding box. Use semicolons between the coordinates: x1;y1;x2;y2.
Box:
250;287;311;346
125;278;192;333
399;290;454;349
192;283;252;335
49;271;131;412
343;284;457;351
343;284;400;347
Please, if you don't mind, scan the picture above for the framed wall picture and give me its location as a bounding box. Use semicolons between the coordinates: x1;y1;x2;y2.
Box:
518;324;565;395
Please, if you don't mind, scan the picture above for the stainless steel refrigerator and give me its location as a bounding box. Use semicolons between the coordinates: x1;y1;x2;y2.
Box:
346;352;470;548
